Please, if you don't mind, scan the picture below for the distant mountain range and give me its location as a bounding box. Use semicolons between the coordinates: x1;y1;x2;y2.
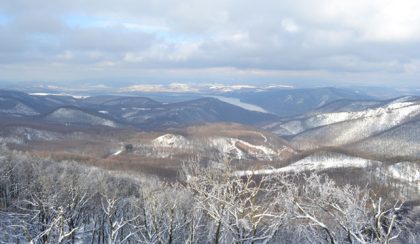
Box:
225;87;371;117
0;87;419;193
0;90;277;130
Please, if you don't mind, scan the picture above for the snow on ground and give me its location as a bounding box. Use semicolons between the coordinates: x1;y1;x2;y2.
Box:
258;132;268;143
150;134;279;160
210;137;245;159
234;154;420;192
212;96;269;113
29;92;89;99
381;162;420;189
234;153;378;177
0;102;39;116
309;101;420;129
152;134;190;148
210;137;278;160
0;127;64;144
318;95;330;107
47;108;117;127
112;149;123;156
208;84;257;92
269;99;420;136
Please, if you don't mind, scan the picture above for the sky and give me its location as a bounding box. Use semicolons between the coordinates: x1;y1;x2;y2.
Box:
1;0;420;88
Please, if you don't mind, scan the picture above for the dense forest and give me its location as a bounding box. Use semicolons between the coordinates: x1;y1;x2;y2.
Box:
0;145;417;243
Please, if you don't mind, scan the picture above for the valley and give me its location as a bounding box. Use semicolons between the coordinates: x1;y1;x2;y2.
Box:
1;88;419;186
1;87;419;243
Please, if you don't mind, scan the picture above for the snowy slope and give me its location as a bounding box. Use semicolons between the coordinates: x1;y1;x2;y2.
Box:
209;137;280;160
289;99;420;150
235;152;380;176
0;102;39;116
265;98;420;137
152;134;191;148
349;119;420;159
45;107;118;127
234;153;420;191
149;133;292;161
0;127;63;144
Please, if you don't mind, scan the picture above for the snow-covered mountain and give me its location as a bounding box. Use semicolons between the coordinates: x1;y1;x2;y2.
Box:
151;133;254;159
348;119;420;160
147;124;295;162
226;87;371;117
0;89;418;189
44;107;119;128
0;90;278;129
265;97;420;137
260;97;420;153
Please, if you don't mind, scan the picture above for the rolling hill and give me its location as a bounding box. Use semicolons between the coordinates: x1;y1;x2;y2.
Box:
262;97;420;149
0;90;279;130
348;119;420;160
227;87;371;117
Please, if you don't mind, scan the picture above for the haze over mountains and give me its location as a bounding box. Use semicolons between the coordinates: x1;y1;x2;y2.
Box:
1;85;419;243
1;86;419;168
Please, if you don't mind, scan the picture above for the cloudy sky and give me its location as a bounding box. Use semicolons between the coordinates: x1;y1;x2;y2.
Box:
1;0;420;87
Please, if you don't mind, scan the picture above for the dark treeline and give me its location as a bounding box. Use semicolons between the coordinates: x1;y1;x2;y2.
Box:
0;146;418;243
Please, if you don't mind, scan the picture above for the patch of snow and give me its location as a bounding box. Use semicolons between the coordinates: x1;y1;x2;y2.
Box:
318;95;330;107
212;96;269;113
120;83;198;93
383;162;420;187
30;92;62;96
0;103;39;116
210;137;245;159
265;84;294;89
210;137;277;160
272;100;420;136
234;154;419;193
0;127;65;144
235;154;379;177
209;84;257;92
72;95;90;99
258;132;268;143
237;140;276;155
309;101;419;129
47;108;117;127
132;107;151;111
152;134;190;148
29;92;89;99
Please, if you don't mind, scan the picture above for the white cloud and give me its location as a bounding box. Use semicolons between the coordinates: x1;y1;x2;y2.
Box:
0;0;419;87
404;60;420;73
281;19;300;33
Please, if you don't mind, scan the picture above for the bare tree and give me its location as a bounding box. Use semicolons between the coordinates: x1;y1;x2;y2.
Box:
183;163;286;243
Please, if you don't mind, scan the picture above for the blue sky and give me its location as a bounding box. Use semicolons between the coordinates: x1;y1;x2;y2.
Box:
0;13;8;22
0;0;420;88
